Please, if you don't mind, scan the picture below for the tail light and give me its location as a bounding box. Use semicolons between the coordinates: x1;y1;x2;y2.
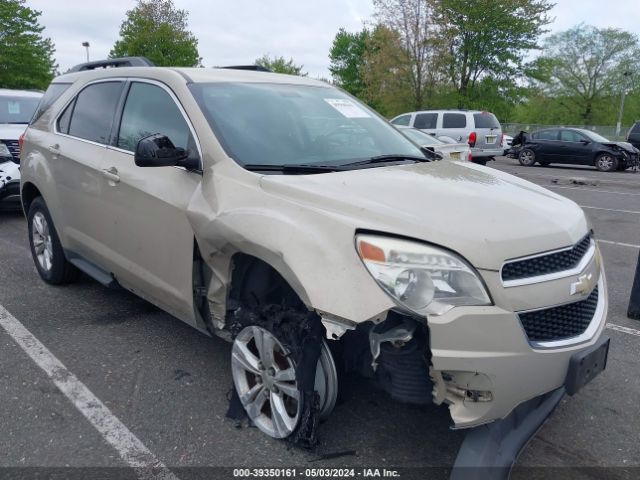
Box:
468;132;477;147
18;132;25;152
468;152;472;161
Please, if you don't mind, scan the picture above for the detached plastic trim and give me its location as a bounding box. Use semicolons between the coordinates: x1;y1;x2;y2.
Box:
450;387;565;480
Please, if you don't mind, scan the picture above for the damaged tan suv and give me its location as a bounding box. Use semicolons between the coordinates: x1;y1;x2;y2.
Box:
21;58;609;450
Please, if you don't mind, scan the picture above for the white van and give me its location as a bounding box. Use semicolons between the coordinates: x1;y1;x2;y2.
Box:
391;109;504;165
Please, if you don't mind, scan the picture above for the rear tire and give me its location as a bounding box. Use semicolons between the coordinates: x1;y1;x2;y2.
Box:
595;153;618;172
27;197;79;284
518;149;536;166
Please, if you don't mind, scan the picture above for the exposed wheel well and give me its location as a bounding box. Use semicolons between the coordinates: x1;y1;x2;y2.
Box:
228;253;305;310
21;182;42;214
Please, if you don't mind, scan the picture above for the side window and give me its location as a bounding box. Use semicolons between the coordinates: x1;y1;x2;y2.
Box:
67;82;124;144
117;82;192;153
391;114;411;127
57;100;74;134
559;130;584;142
32;83;71;123
630;123;640;134
442;113;466;129
414;113;437;129
537;129;559;140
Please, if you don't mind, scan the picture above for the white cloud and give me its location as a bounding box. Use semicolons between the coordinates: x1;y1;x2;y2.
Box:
26;0;640;79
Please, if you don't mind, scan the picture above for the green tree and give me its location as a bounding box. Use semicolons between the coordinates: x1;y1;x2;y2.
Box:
434;0;553;107
372;0;440;110
110;0;201;67
0;0;56;90
255;54;307;76
536;24;640;123
328;28;369;97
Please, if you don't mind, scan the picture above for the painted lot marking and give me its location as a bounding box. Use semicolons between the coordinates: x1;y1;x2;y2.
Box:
607;323;640;337
0;304;179;480
580;205;640;215
597;239;640;249
547;185;640;196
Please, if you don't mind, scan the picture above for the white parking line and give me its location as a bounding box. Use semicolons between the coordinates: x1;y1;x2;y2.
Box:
597;239;640;249
607;323;640;337
0;304;179;480
580;205;640;215
548;185;640;196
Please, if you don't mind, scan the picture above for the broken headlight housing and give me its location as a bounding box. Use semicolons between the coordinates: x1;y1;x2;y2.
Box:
356;234;491;316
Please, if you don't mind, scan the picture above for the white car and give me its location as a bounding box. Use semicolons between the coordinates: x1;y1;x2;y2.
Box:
503;134;513;155
397;126;472;161
0;89;42;206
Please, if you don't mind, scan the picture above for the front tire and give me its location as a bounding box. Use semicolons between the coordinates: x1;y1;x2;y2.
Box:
27;197;79;284
595;153;618;172
518;148;536;166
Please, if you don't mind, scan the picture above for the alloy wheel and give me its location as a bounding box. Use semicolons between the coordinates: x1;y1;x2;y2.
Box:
597;155;614;170
231;325;336;438
32;212;53;272
520;150;534;166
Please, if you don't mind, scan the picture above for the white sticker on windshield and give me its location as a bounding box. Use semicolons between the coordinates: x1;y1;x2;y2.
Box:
324;98;370;118
7;101;20;115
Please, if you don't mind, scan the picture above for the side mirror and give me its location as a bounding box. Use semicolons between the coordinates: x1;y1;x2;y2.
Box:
580;139;591;145
134;134;198;169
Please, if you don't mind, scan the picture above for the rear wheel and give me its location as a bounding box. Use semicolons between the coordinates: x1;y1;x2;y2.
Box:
27;197;79;284
518;148;536;166
595;153;618;172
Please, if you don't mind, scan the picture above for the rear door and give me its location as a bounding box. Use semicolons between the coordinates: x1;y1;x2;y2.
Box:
531;129;560;161
472;112;501;150
52;80;126;268
414;112;438;136
102;80;201;325
439;112;467;143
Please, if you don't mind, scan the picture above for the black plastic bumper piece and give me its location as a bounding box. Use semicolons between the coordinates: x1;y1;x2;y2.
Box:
450;387;565;480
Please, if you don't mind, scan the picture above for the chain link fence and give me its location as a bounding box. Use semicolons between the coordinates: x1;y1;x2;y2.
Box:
502;123;632;141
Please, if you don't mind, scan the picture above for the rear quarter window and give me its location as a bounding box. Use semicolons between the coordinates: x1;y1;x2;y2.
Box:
31;83;71;123
391;114;411;127
473;112;500;129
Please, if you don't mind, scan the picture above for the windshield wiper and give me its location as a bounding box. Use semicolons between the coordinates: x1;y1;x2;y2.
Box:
243;163;344;173
341;154;431;168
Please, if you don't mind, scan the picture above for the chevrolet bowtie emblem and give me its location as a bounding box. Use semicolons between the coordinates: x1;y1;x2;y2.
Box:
570;273;594;296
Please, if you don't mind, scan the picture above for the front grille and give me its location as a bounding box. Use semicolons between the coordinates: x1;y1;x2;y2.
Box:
519;286;598;342
1;140;20;161
502;235;592;282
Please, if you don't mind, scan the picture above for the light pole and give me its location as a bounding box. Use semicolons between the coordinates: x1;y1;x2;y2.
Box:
616;71;632;137
82;41;90;62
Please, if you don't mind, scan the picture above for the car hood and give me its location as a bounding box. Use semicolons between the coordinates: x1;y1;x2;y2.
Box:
259;161;588;270
602;141;638;153
0;123;28;140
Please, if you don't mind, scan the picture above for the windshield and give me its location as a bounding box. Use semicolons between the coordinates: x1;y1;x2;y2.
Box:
189;82;423;168
0;95;41;124
401;128;443;146
578;129;610;143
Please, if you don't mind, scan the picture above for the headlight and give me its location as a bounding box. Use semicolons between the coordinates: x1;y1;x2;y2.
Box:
356;234;491;316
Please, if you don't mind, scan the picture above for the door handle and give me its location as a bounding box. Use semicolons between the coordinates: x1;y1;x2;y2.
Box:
102;167;120;184
48;144;60;154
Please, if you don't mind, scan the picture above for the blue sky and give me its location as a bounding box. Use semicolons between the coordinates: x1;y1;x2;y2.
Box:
28;0;640;78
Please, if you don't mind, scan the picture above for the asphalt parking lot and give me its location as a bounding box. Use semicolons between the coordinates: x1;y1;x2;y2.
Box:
1;156;639;479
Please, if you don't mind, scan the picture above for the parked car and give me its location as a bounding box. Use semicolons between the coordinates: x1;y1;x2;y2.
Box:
512;127;639;172
626;121;640;150
390;109;504;165
0;89;42;206
396;126;472;161
503;134;513;155
21;58;609;451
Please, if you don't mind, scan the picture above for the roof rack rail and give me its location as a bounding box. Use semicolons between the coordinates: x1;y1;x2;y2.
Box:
68;57;155;73
220;65;272;72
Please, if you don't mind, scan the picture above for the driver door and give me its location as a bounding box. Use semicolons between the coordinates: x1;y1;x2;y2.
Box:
102;80;202;326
